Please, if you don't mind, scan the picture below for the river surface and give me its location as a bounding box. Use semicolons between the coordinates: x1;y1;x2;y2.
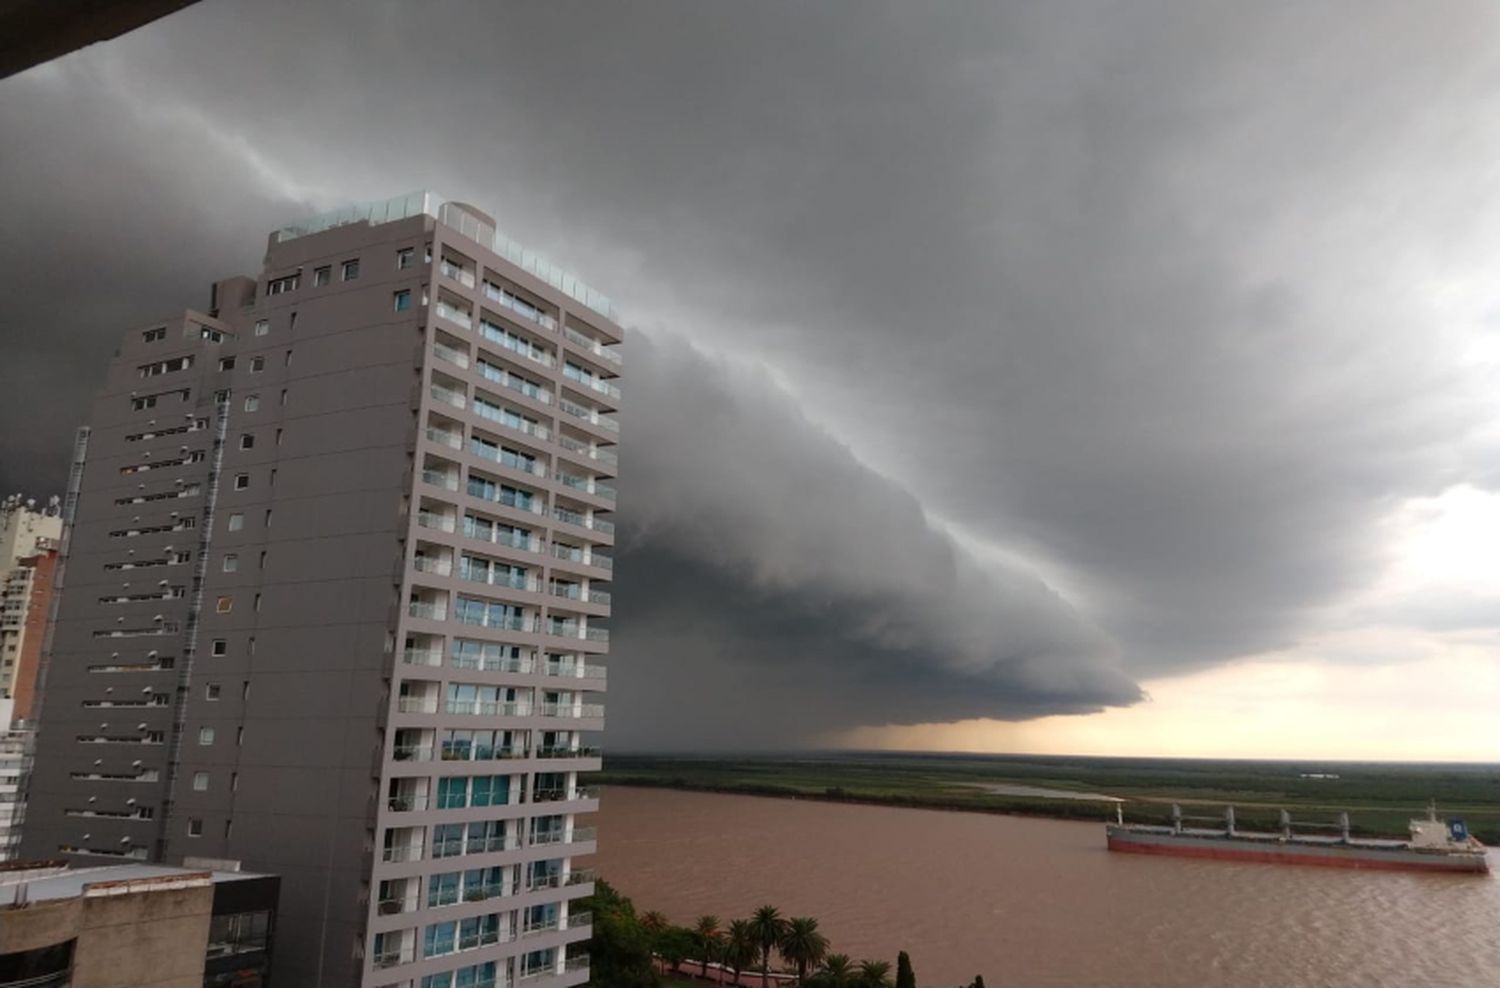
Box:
589;787;1500;987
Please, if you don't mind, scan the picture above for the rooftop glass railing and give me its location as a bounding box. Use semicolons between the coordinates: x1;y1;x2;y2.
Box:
274;192;617;320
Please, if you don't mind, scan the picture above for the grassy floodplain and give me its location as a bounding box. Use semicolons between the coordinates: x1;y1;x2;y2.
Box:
591;752;1500;843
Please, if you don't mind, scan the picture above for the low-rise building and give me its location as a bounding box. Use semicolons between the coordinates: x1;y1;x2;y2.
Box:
0;861;279;987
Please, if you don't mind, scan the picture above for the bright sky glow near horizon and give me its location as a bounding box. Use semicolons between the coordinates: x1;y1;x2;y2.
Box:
3;3;1500;759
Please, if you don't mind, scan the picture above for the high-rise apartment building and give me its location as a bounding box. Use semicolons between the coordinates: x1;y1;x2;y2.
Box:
21;193;620;988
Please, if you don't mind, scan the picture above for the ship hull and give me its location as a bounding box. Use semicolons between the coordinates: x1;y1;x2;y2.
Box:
1106;826;1489;874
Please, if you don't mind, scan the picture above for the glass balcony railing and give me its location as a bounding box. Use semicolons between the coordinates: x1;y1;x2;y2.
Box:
396;696;438;714
422;469;459;491
401;647;443;667
450;653;530;674
426;427;463;449
417;511;456;533
479;321;555;368
441;260;476;288
435;300;473;329
484;281;558;330
433;341;470;369
563;325;622;365
430;384;466;409
407;602;446;621
477;358;552;405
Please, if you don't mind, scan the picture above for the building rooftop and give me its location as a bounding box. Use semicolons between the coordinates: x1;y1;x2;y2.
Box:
0;862;267;906
273;190;618;320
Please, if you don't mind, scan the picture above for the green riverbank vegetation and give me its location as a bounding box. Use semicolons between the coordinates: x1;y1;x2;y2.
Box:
591;753;1500;843
581;881;986;988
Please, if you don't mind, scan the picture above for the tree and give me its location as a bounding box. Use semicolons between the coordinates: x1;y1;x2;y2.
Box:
727;919;761;987
694;915;723;982
895;952;915;988
857;960;892;988
641;911;670;936
579;880;658;988
658;926;696;975
780;917;830;984
821;954;854;988
752;905;790;988
970;977;986;988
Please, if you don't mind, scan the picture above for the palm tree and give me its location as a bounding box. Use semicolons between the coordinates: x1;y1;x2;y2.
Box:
751;905;789;988
641;910;669;936
694;915;723;982
727;919;760;988
821;954;854;988
857;960;892;988
780;917;830;984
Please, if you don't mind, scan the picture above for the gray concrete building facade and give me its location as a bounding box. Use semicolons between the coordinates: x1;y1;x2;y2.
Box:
21;193;619;988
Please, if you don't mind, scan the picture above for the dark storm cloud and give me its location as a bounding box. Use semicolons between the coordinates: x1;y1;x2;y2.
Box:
2;1;1497;745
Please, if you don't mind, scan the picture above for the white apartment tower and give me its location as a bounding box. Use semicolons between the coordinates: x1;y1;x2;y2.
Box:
22;194;620;988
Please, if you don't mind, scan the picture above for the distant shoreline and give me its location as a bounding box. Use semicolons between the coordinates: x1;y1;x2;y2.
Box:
598;777;1127;825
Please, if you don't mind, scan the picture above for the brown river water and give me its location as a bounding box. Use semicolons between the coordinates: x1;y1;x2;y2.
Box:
588;787;1500;987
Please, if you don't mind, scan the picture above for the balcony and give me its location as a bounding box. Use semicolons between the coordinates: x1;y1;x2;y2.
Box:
450;652;530;674
554;472;616;502
469;441;547;477
433;341;470;369
445;699;528;717
563;325;622;365
556;433;618;470
436;300;473;329
386;793;429;812
536;746;603;760
430;384;466;409
407;601;447;622
382;843;425;863
484;281;558;330
401;647;443;667
391;743;434;762
397;696;438;714
537;702;606;720
558;398;620;433
426;427;463;450
417;511;456;533
477;357;552;405
543;661;607;681
441;259;476;288
562;364;621;401
479;321;556;368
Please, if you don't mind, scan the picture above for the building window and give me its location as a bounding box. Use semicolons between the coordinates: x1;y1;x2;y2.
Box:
341;259;360;281
244;395;260;412
216;596;233;613
274;428;283;445
313;265;332;287
218;357;236;371
192;771;209;791
211;639;228;656
254;319;269;336
198;727;215;745
279;389;288;406
267;274;299;295
226;513;244;532
240;434;255;450
394;290;412;312
250;356;265;373
234;474;250;490
397;247;414;269
202;327;225;343
206;683;221;700
223;554;238;573
188;818;204;837
143;327;167;343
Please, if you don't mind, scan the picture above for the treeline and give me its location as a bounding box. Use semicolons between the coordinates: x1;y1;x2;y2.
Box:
582;880;986;988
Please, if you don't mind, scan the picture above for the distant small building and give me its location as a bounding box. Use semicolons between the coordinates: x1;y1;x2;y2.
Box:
0;861;279;987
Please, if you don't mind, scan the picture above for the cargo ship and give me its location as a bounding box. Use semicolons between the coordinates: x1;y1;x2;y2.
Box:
1105;802;1489;874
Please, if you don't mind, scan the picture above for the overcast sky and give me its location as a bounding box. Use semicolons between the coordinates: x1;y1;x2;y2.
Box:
2;1;1498;756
